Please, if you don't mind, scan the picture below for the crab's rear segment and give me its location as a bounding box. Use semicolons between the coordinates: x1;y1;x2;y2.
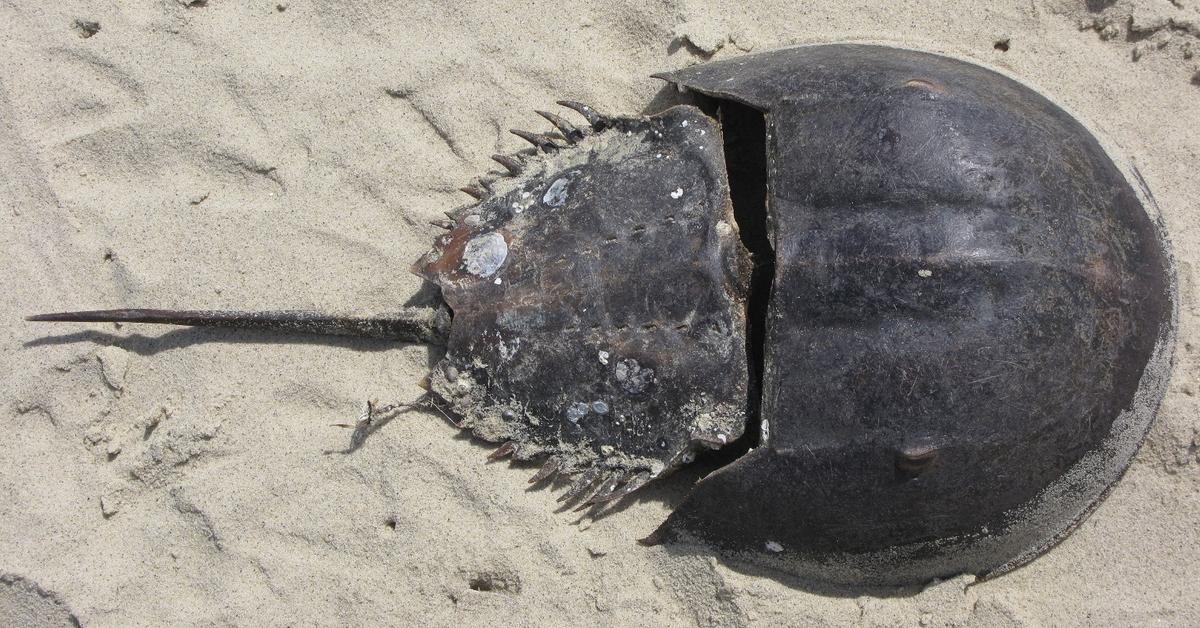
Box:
415;106;751;502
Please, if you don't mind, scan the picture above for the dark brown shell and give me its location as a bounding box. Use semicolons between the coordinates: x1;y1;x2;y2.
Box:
647;44;1175;588
415;105;751;501
30;43;1174;590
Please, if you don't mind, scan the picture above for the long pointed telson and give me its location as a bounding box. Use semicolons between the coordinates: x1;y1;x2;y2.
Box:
27;307;450;345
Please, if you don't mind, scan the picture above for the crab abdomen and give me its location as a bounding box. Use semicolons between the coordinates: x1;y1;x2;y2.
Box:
416;105;751;499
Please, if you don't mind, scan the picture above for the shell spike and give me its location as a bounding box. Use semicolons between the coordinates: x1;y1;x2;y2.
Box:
555;100;608;129
535;110;584;143
558;467;602;503
596;470;650;504
459;184;487;200
509;129;559;152
572;471;616;510
487;441;518;461
579;472;624;508
491;154;523;176
529;457;562;483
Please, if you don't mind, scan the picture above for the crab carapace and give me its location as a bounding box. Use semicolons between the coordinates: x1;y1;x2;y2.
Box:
29;44;1176;588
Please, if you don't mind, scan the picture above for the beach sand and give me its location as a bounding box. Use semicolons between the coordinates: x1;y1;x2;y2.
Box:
2;0;1198;625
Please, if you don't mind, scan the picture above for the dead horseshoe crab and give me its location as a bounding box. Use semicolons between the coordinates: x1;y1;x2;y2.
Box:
29;44;1176;588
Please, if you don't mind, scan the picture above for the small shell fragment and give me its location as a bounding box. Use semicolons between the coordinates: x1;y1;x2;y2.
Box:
543;177;570;207
565;402;590;423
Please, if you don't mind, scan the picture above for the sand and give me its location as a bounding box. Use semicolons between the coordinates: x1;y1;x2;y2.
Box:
2;0;1198;625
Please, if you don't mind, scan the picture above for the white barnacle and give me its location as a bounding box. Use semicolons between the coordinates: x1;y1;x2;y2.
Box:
497;335;520;361
565;402;590;423
670;187;684;199
681;120;689;127
614;358;654;394
917;268;933;278
760;417;771;443
543;177;570;207
598;350;610;365
462;232;508;278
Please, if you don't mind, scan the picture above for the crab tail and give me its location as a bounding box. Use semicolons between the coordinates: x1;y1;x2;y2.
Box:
26;306;451;345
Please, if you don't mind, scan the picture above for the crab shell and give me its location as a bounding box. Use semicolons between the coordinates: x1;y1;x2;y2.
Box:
652;45;1176;587
415;106;752;504
416;44;1176;587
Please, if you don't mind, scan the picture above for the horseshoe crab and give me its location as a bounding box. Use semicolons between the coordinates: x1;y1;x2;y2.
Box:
29;44;1175;588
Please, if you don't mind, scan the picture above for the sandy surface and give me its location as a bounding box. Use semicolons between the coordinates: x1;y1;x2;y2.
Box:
2;0;1198;625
